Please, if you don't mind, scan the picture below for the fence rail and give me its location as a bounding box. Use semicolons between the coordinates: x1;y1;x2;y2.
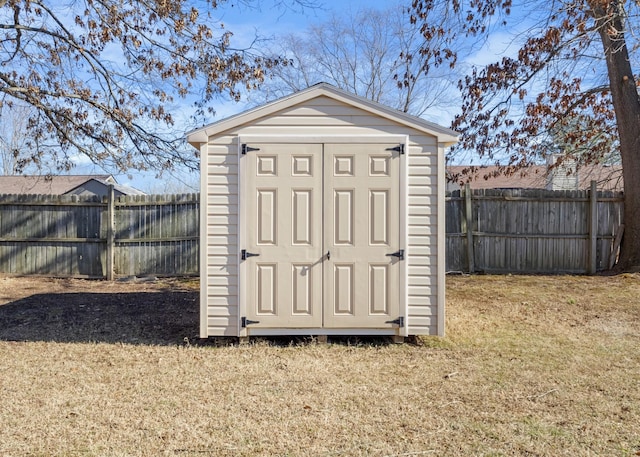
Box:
0;190;199;278
0;183;626;278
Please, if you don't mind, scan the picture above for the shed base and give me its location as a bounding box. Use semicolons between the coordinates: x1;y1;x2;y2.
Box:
242;327;401;337
229;334;410;345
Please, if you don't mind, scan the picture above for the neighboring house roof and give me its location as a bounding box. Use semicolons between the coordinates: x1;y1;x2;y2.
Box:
65;178;147;196
186;82;459;146
0;175;114;194
447;165;624;191
0;175;146;196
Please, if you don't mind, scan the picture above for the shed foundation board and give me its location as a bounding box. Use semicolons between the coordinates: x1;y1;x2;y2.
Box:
243;328;398;336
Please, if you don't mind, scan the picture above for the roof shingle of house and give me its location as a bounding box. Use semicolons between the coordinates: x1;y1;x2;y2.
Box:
0;175;145;196
447;164;623;191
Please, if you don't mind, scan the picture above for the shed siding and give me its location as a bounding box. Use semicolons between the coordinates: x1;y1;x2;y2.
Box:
226;126;428;137
234;99;441;135
202;141;239;336
202;95;442;336
407;144;439;335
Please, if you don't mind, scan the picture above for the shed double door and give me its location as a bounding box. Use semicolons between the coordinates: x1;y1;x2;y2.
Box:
243;143;401;329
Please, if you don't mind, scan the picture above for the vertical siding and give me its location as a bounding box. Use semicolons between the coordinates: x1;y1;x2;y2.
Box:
203;139;239;336
113;194;199;276
444;189;625;274
0;194;105;277
0;194;198;278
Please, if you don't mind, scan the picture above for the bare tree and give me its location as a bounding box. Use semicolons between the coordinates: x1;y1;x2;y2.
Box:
258;4;457;117
0;0;314;174
0;100;33;174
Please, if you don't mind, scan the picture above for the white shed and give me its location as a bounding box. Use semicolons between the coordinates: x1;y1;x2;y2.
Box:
187;83;458;340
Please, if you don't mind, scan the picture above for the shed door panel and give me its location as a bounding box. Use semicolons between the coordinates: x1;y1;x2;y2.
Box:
243;142;400;329
245;144;323;327
324;144;401;328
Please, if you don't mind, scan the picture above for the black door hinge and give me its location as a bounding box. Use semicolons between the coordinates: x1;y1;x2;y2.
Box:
386;144;405;155
386;249;405;261
241;144;260;155
241;317;260;328
386;316;405;327
241;249;260;260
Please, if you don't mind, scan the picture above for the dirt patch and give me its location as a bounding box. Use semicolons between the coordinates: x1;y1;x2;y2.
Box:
0;276;199;345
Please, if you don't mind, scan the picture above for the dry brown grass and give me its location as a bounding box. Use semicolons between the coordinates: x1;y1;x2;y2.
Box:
0;274;639;456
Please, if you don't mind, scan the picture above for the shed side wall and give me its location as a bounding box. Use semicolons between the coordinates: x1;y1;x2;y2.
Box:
202;96;440;336
202;138;239;336
407;139;439;336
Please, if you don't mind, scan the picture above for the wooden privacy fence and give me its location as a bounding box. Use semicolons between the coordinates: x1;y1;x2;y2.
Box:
0;184;626;278
0;189;199;278
446;183;625;274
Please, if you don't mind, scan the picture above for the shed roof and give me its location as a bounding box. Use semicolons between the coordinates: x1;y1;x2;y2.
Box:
187;83;459;146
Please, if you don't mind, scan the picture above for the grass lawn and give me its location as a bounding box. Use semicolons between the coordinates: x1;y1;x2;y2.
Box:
0;274;639;456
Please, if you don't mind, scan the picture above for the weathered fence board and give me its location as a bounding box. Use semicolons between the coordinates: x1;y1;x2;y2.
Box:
0;192;199;278
445;185;624;274
113;193;199;276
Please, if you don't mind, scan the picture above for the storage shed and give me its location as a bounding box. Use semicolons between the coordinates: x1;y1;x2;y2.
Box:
187;83;458;340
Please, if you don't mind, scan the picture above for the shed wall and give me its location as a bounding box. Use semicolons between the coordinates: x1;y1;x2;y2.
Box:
201;96;442;337
202;139;240;336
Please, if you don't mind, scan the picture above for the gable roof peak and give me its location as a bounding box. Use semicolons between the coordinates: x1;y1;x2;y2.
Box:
187;83;458;146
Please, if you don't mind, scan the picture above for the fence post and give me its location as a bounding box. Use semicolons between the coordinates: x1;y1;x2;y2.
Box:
464;183;475;273
588;180;598;275
106;184;115;280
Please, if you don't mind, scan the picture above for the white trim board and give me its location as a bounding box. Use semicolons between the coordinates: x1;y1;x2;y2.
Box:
237;136;409;337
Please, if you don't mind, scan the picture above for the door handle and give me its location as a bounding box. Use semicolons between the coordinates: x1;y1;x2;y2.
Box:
326;250;331;260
